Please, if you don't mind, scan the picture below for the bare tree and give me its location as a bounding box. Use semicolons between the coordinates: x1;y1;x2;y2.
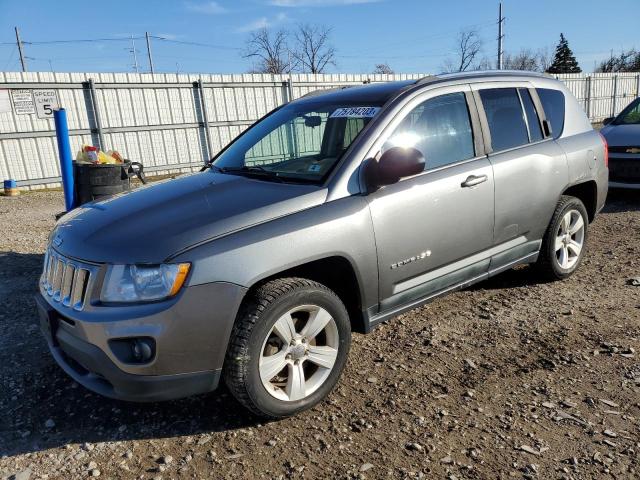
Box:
244;28;290;74
596;49;640;72
292;24;336;74
536;47;553;73
503;49;539;71
373;63;394;74
443;30;482;72
499;48;554;72
475;56;495;70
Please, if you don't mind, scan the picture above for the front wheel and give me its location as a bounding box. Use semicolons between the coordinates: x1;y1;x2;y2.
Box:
536;195;589;280
223;278;351;419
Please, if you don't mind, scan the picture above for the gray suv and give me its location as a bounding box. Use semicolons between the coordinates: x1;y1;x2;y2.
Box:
36;71;608;418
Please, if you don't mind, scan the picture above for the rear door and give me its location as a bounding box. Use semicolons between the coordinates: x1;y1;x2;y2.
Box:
365;85;495;312
472;82;568;268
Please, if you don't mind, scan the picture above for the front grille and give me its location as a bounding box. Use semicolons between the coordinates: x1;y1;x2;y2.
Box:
41;248;94;311
609;158;640;183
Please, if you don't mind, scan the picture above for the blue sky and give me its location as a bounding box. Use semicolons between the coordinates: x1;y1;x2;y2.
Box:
0;0;637;74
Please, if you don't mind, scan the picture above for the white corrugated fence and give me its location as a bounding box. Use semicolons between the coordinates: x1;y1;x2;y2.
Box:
0;71;638;188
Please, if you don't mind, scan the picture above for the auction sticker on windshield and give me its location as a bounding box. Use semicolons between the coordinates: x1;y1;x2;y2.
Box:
330;106;380;118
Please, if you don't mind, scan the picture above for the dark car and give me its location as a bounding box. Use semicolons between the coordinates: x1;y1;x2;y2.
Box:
601;97;640;189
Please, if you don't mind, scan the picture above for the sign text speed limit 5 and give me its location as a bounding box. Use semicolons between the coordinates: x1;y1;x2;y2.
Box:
33;90;59;119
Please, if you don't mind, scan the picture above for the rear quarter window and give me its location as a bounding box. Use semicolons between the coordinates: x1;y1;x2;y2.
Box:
537;88;565;139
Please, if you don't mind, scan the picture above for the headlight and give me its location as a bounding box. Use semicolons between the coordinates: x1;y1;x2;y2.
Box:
101;263;190;303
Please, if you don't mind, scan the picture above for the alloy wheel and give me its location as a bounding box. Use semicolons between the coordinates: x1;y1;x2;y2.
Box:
554;209;585;269
259;305;339;402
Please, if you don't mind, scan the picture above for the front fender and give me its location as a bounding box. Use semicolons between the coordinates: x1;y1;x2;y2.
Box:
172;196;379;313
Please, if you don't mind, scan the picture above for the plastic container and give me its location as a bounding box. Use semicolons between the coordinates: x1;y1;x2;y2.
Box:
3;179;19;196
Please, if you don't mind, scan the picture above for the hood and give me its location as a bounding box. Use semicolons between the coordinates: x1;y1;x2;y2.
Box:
601;124;640;146
52;172;327;264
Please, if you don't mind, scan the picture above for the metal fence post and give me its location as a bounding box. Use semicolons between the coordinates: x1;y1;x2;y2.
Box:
197;79;214;162
611;75;618;118
636;73;640;98
287;78;294;103
585;76;592;120
87;78;106;150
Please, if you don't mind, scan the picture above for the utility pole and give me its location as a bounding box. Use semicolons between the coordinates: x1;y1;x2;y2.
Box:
497;2;504;70
145;32;155;74
130;35;139;73
15;27;27;72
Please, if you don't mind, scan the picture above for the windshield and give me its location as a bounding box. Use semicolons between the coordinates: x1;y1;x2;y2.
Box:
211;102;382;183
615;98;640;125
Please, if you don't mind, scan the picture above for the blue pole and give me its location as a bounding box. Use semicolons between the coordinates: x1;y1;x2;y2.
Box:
54;108;75;211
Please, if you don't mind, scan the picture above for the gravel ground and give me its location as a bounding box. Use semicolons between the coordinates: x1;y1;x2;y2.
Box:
0;189;639;480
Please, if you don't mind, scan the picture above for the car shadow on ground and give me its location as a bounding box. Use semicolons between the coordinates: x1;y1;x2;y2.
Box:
467;264;553;291
0;251;261;459
603;188;640;213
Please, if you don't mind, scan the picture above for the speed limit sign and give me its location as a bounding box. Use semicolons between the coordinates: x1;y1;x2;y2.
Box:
33;90;59;119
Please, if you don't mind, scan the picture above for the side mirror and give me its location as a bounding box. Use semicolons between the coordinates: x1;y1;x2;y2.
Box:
602;117;615;126
367;147;425;189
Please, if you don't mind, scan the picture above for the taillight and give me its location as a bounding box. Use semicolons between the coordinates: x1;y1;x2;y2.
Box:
598;132;609;168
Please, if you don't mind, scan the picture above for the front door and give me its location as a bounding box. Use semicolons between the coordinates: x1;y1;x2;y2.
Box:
365;85;495;312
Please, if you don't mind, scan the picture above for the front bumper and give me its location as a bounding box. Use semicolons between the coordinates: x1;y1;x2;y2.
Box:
609;180;640;190
36;279;247;402
608;156;640;189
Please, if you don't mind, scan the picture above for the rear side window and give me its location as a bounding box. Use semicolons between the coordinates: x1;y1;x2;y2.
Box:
537;88;565;139
479;88;529;151
519;88;543;142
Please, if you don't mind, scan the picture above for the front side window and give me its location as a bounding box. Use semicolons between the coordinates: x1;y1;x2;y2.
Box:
537;88;565;138
213;103;381;183
480;88;529;151
384;92;475;171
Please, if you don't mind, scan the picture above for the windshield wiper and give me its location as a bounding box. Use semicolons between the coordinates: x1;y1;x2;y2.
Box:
206;164;319;184
218;165;285;182
232;165;270;173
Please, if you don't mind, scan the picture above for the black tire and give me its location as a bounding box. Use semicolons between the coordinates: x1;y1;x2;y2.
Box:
223;277;351;419
536;195;589;280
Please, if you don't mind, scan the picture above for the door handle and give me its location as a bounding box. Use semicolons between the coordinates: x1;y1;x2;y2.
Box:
461;174;488;188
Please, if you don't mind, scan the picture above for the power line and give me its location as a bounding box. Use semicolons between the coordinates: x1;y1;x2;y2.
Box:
151;36;242;51
338;51;451;60
338;20;496;61
26;37;143;45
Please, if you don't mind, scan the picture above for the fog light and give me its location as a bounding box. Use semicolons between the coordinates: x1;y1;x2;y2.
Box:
109;337;156;364
132;339;153;362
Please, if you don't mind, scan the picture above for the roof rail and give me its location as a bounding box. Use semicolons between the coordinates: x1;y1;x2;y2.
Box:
299;85;355;99
414;75;439;85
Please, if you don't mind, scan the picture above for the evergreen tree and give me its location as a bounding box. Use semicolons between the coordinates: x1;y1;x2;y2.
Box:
546;33;581;73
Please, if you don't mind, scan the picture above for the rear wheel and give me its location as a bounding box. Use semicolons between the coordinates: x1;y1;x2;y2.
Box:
536;195;588;280
224;278;351;418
